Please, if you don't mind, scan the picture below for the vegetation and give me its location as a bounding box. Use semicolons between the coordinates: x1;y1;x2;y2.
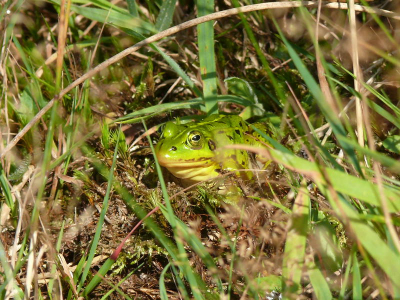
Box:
1;0;400;299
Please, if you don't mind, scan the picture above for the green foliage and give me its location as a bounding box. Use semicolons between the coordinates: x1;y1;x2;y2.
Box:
2;0;400;299
311;213;343;273
112;240;168;274
383;135;400;154
282;185;309;296
225;77;265;119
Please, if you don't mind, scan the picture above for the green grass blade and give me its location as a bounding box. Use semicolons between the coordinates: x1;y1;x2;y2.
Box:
100;266;142;299
79;128;121;293
83;258;116;296
331;75;400;118
67;4;156;35
67;254;86;299
367;100;400;130
170;264;190;299
337;135;400;173
248;128;400;212
249;197;292;214
253;144;400;212
115;95;256;123
362;84;400;116
114;95;257;124
282;184;310;296
159;262;171;300
48;221;65;298
120;195;179;259
359;0;397;45
0;163;15;217
65;0;128;14
94;276;133;300
329;76;400;130
155;0;177;31
231;0;287;107
227;208;244;296
326;193;400;288
143;121;205;300
149;43;203;97
0;241;23;299
272;18;362;175
352;252;362;300
196;0;218;114
140;121;222;296
122;30;203;98
308;265;333;300
126;0;138;17
119;195;219;298
0;1;10;21
339;253;352;300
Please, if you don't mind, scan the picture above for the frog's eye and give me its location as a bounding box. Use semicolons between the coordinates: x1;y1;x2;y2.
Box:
188;131;203;147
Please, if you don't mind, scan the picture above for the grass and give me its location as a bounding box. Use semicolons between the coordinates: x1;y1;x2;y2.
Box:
1;0;400;299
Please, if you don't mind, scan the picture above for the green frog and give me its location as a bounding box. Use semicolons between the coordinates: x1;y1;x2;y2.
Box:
155;114;270;186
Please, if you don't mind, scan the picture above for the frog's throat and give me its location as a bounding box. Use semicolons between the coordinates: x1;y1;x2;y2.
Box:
156;156;215;168
165;164;219;182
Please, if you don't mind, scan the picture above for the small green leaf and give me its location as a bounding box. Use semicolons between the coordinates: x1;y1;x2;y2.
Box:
382;136;400;154
255;275;282;292
313;220;343;273
225;77;258;103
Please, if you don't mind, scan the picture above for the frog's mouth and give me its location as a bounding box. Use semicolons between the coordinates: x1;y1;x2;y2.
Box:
156;155;214;168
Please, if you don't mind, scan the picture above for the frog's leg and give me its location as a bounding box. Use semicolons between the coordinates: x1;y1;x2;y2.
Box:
215;176;243;204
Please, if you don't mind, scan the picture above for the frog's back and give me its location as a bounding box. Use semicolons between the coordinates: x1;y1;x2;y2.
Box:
200;114;269;148
196;114;247;131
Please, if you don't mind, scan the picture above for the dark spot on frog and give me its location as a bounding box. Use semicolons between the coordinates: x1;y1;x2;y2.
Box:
208;140;216;151
170;146;177;151
215;169;222;173
235;129;241;135
231;154;237;160
157;125;165;135
182;157;209;162
241;160;246;166
227;135;234;141
217;130;225;134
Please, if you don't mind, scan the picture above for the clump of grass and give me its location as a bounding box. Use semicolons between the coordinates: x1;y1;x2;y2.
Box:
1;0;400;299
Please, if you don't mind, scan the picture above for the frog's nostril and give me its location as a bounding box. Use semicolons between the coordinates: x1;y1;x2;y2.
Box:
170;146;177;151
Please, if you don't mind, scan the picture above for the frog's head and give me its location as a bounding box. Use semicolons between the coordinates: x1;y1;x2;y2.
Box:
155;121;216;169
